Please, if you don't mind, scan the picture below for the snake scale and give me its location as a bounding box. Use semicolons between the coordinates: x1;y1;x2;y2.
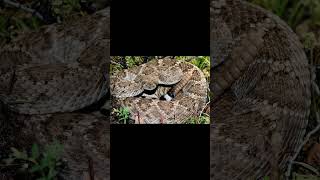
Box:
0;8;110;180
0;0;314;179
211;0;311;179
110;58;208;124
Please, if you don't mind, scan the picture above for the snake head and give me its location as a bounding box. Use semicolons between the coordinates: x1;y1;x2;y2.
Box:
143;81;157;91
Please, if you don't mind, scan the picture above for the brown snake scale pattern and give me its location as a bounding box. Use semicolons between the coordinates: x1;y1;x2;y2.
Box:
0;8;110;180
0;1;314;179
211;0;311;179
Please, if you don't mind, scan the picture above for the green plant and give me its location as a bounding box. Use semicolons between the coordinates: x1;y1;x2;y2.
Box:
303;32;317;50
52;0;82;19
111;56;210;78
113;107;131;124
0;13;42;44
191;56;210;79
292;173;320;180
251;0;289;18
125;56;144;68
185;114;210;124
110;56;146;73
190;56;210;70
288;0;304;28
249;0;319;29
176;56;210;78
308;0;320;26
3;140;64;180
0;16;12;41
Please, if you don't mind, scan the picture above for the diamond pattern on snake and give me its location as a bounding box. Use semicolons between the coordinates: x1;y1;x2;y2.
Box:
0;8;110;180
211;0;311;179
110;56;209;124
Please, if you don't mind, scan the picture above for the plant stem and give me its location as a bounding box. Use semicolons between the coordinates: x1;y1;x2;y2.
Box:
2;0;44;20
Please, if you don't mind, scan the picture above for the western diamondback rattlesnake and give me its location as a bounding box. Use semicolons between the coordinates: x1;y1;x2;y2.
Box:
111;58;208;124
211;0;311;179
0;8;110;180
0;8;109;115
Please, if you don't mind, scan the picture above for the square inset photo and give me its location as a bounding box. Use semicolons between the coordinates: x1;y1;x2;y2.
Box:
110;56;210;124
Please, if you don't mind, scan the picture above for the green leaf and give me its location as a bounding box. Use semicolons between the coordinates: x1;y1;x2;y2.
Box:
3;157;15;165
21;163;29;170
13;18;29;31
31;144;40;159
11;147;28;160
10;147;21;157
278;0;289;17
53;7;62;14
40;156;50;168
292;173;319;180
114;107;131;124
48;140;63;159
30;17;40;30
29;164;43;173
52;0;63;6
288;1;304;28
48;168;58;179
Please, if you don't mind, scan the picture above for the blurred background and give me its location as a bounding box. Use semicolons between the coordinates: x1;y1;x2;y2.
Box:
0;0;110;46
248;1;320;178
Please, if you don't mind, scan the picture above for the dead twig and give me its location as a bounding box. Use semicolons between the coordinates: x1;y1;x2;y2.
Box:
199;101;210;120
285;112;320;179
2;0;44;20
291;161;320;176
111;60;122;66
285;61;320;179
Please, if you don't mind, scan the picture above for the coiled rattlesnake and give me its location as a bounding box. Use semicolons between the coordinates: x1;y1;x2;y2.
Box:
0;8;110;180
211;0;311;179
0;9;109;115
111;58;208;124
